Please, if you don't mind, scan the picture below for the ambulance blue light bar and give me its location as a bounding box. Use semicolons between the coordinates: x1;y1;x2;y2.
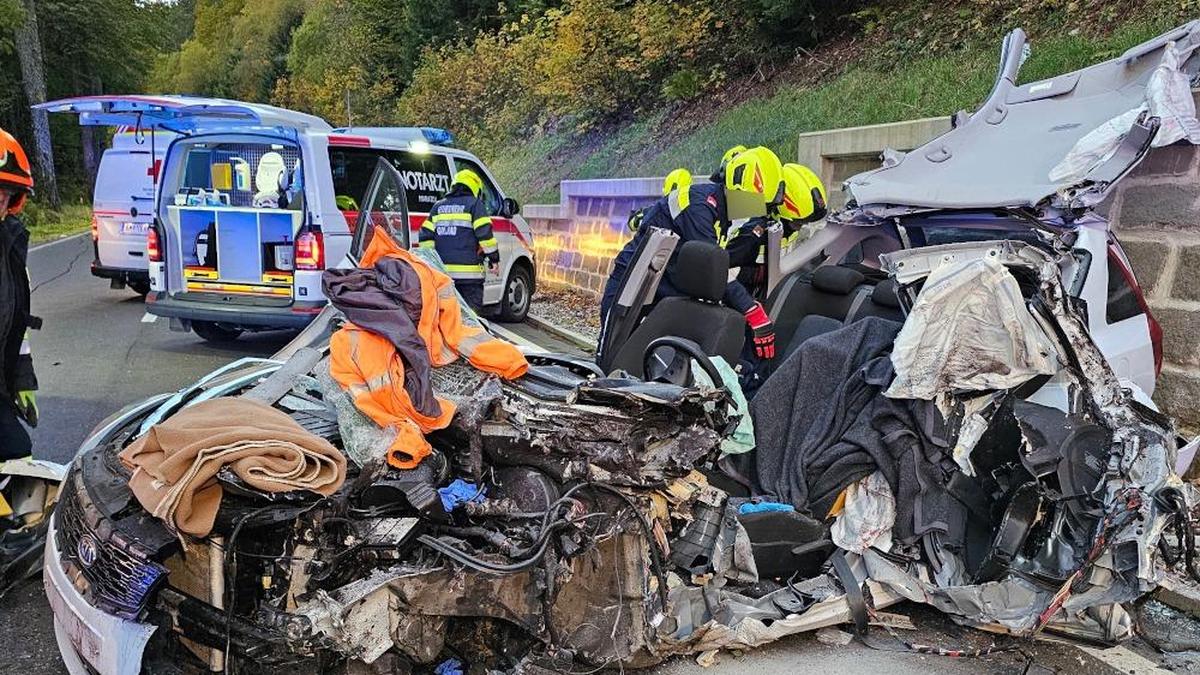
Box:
420;127;454;146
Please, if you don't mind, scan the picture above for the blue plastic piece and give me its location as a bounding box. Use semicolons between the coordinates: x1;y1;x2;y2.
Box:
438;479;486;512
421;126;455;146
434;658;464;675
737;501;796;515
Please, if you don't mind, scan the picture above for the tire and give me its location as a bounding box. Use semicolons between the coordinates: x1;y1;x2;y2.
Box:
128;279;151;296
498;265;532;323
192;320;244;343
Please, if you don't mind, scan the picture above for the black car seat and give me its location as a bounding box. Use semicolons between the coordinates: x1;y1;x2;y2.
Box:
769;266;870;356
607;241;745;378
785;276;908;357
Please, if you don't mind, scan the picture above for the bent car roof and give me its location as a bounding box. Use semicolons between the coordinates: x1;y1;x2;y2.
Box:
843;21;1200;214
36;95;332;133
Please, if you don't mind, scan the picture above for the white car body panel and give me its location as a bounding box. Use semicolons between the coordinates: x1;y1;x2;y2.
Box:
92;130;173;274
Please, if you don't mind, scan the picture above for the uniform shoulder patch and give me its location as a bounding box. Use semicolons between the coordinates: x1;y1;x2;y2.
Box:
706;194;718;208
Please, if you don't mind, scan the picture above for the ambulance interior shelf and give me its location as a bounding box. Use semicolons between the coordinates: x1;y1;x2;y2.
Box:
172;206;299;295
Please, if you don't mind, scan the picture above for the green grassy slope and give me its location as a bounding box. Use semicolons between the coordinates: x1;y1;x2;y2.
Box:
24;204;92;244
487;19;1181;204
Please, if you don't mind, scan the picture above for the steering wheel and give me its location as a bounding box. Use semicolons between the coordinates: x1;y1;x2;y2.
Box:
642;336;726;391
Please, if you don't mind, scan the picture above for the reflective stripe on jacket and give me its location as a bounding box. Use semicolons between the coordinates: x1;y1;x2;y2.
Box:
418;189;496;280
328;226;528;469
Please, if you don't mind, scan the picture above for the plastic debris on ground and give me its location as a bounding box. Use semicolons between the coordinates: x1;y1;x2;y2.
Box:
434;657;464;675
438;479;486;512
737;501;795;515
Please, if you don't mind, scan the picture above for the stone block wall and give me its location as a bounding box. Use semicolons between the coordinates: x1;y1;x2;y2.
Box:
1108;142;1200;432
524;178;662;295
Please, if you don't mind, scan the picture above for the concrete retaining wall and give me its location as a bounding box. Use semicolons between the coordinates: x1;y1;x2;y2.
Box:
796;116;951;210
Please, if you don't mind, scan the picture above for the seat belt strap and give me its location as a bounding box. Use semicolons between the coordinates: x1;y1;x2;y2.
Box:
831;550;870;637
843;286;872;325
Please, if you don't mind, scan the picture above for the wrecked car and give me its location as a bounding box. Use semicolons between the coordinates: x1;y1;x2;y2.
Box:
42;20;1200;675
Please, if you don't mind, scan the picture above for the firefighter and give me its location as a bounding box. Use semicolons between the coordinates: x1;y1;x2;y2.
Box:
627;168;692;234
0;129;38;460
726;162;829;298
599;146;786;360
418;169;499;311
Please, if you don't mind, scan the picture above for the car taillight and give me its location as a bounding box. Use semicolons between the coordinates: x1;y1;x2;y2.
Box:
1109;245;1163;377
90;215;99;241
295;229;324;270
1148;313;1164;378
147;227;162;262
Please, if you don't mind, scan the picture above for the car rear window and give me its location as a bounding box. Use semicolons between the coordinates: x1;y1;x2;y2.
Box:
913;225;1043;246
1106;249;1144;324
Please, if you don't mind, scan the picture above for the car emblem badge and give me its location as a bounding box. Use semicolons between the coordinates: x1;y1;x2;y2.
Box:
77;534;98;568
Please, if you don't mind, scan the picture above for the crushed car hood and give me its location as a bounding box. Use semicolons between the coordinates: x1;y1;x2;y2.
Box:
843;21;1200;216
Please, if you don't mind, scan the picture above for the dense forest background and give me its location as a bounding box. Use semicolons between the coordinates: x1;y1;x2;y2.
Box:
3;0;1198;215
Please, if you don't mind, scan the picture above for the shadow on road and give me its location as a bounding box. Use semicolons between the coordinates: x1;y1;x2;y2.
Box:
150;329;299;357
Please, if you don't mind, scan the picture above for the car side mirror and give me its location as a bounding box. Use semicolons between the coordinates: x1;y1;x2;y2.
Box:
499;197;520;219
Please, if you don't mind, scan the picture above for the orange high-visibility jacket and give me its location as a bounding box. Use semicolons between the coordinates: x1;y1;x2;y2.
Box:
329;227;528;468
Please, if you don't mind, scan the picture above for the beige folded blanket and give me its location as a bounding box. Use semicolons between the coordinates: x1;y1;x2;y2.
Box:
119;398;346;537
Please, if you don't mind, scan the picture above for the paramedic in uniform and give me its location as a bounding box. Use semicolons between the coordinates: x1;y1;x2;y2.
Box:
419;169;498;311
0;129;39;459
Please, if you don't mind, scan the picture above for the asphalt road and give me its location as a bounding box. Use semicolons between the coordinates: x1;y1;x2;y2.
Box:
0;233;1191;675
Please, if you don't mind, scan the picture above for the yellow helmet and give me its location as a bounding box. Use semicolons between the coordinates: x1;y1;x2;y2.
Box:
779;163;828;223
452;169;484;197
662;168;692;196
721;145;748;168
723;146;784;221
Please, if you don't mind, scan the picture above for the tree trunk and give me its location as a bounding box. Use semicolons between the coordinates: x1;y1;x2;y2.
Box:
14;0;60;209
78;75;102;191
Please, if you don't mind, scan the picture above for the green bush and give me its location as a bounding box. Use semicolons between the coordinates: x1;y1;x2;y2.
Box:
398;0;742;149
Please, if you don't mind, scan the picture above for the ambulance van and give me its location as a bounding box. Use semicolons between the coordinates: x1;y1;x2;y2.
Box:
40;96;537;341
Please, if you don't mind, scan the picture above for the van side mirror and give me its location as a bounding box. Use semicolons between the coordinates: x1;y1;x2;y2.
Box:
499;197;520;219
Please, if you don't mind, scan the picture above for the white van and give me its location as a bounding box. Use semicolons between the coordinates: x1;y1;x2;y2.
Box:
41;96;537;342
90;127;175;295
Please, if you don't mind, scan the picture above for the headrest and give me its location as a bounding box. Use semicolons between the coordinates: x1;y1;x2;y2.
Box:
811;266;865;295
672;241;728;302
872;278;901;308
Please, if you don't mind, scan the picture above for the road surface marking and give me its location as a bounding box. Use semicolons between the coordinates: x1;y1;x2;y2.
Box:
1077;644;1170;674
141;313;157;323
29;232;87;252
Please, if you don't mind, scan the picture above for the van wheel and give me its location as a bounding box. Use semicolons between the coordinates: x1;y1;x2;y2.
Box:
498;266;532;323
128;279;151;296
193;321;243;343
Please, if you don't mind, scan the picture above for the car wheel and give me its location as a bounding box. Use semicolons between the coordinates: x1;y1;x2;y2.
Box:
192;321;244;343
498;265;532;323
128;279;151;296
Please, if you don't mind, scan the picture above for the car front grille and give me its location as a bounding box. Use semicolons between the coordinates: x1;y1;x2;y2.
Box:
54;470;168;620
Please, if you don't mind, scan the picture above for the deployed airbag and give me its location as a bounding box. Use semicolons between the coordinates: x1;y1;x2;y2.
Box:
885;257;1057;402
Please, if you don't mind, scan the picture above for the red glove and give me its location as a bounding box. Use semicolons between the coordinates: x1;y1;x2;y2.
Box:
744;302;775;359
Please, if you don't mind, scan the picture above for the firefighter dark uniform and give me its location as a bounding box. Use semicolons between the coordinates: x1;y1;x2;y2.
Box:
0;129;38;460
418;169;498;311
599;147;786;360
